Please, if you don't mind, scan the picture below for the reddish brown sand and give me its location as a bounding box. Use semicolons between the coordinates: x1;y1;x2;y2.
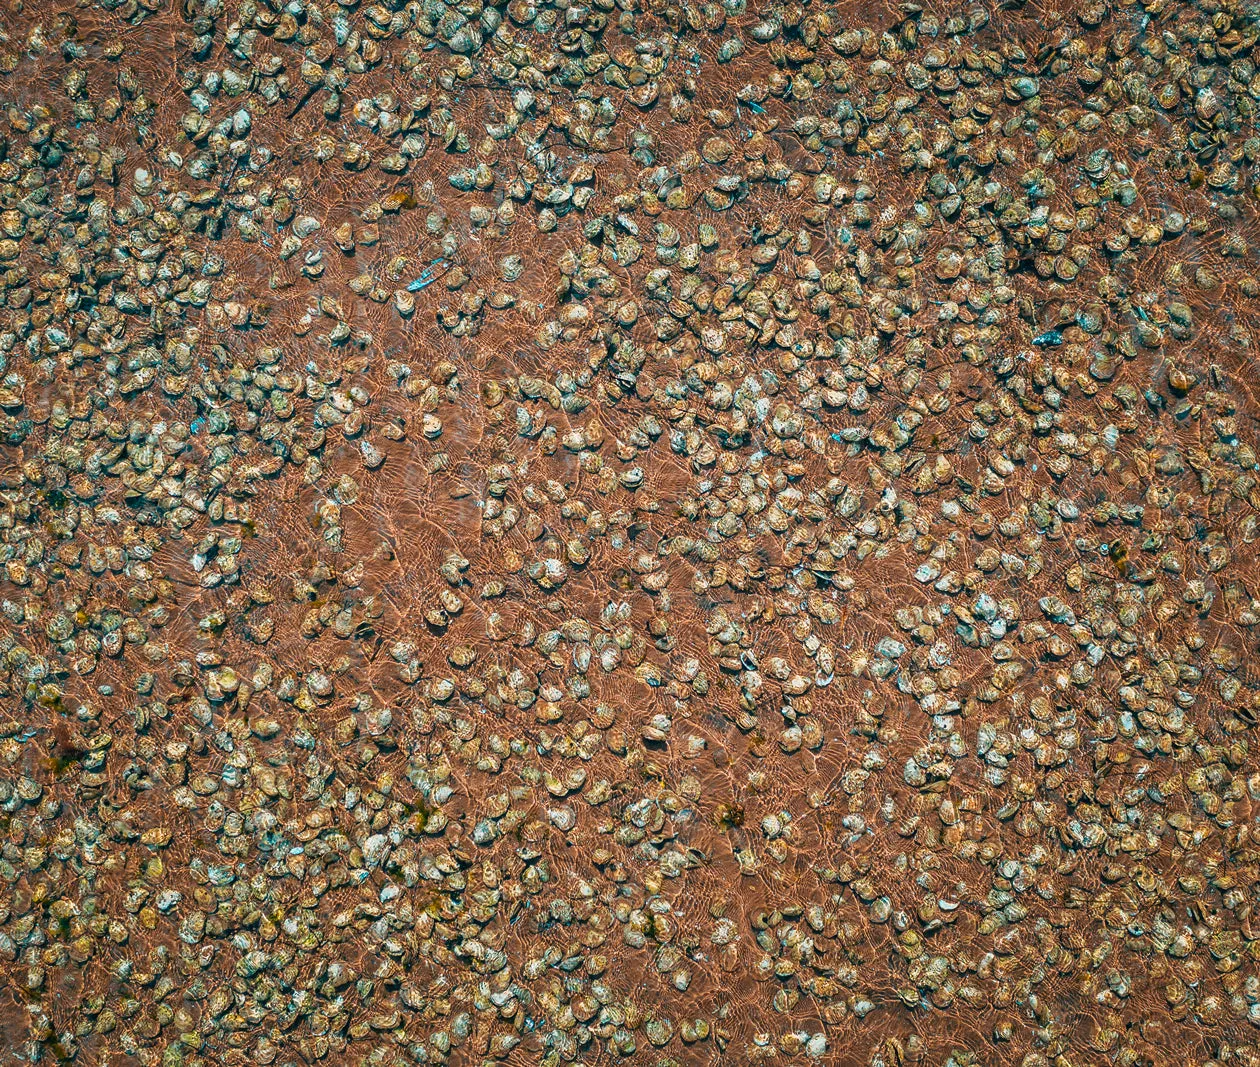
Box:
1;0;1260;1064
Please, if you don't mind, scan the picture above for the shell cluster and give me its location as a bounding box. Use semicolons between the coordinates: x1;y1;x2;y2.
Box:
1;0;1260;1063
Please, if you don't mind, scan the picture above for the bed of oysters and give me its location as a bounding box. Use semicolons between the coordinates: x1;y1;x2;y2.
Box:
2;0;1260;1064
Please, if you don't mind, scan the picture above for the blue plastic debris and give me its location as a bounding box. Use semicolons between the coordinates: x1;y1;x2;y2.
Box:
407;258;449;292
747;100;765;114
190;416;206;434
1032;329;1063;347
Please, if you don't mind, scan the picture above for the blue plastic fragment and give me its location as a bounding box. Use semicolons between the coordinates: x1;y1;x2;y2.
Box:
407;258;449;292
747;101;765;114
1032;329;1063;347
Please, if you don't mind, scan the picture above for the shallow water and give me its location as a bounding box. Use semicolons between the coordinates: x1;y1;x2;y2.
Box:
1;0;1260;1064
